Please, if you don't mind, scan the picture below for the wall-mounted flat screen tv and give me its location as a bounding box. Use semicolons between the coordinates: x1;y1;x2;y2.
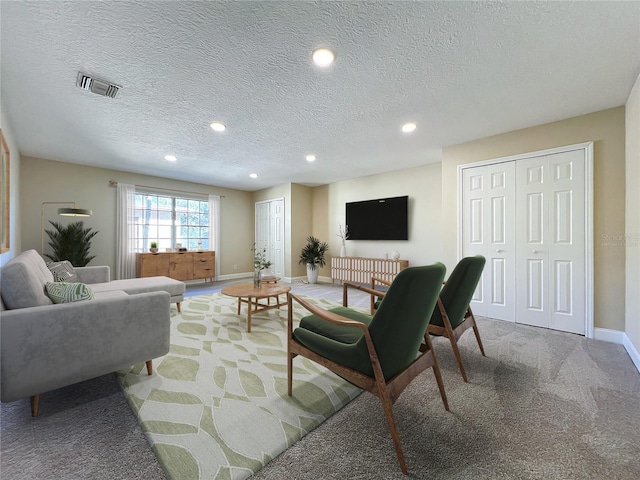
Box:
345;195;409;240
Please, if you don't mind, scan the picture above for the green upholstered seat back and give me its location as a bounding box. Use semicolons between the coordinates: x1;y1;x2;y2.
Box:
430;256;485;329
357;263;446;379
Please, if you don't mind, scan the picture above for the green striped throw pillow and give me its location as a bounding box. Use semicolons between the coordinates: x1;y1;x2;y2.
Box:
45;282;95;304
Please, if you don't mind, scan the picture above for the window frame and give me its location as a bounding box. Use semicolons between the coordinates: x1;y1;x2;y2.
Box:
133;190;210;252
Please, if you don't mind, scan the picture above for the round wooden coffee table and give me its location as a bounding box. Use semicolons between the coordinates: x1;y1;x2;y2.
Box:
221;282;291;332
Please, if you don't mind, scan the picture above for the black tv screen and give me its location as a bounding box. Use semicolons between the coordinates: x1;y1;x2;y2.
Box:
346;196;409;240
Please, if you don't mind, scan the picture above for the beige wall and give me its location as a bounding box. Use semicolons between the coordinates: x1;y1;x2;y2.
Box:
626;74;640;354
253;183;314;279
0;113;21;267
442;107;626;331
20;156;254;276
290;184;313;278
318;163;443;278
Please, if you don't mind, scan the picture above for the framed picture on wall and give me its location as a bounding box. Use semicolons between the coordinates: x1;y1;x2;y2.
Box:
1;129;10;253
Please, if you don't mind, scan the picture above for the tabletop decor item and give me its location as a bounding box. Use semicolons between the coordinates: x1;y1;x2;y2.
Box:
252;244;272;288
337;224;349;257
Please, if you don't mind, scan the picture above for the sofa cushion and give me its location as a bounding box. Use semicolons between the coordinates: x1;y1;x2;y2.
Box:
90;276;185;298
47;260;79;282
0;249;54;309
45;282;95;304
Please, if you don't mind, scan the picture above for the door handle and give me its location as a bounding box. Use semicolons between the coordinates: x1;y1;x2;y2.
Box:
496;249;504;253
532;250;539;254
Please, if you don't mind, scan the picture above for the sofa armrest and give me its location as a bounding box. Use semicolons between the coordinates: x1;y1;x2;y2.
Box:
75;265;110;284
0;290;170;403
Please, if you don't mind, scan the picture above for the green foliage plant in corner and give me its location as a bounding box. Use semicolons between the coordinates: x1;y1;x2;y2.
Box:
45;221;99;267
298;236;329;271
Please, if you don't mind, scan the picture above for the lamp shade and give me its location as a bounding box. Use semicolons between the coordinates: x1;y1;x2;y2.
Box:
58;207;92;217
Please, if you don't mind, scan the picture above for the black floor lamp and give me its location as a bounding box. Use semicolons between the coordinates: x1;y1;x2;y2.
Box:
40;202;93;255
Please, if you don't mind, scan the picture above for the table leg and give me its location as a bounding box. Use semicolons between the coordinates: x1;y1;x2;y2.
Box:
247;296;252;333
237;298;241;315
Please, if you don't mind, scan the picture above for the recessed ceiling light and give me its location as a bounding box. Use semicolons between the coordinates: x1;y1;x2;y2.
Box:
306;154;316;162
249;173;258;179
401;122;417;133
164;155;177;162
210;122;226;132
312;48;335;67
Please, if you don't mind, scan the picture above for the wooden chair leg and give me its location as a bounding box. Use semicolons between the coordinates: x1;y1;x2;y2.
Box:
176;302;181;313
441;309;469;382
448;334;468;383
423;335;449;411
378;389;408;475
287;352;294;396
146;360;153;375
30;394;40;417
467;308;486;356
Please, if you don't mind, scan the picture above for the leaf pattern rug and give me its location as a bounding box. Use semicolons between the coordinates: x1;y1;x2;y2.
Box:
118;292;362;480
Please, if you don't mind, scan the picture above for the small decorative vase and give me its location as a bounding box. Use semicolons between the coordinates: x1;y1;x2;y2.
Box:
340;244;347;257
253;268;262;288
391;250;400;260
149;247;158;253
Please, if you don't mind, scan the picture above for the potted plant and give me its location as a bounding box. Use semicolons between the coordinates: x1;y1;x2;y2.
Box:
252;244;272;287
298;236;329;284
149;241;158;253
44;221;99;267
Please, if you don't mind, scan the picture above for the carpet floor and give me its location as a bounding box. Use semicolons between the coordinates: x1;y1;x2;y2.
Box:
2;280;639;479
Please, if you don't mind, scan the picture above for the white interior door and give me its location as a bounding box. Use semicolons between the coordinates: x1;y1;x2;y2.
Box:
269;199;285;277
255;198;285;277
462;162;516;321
515;150;586;334
461;143;592;336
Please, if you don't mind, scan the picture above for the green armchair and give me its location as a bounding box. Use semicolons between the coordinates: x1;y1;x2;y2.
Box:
428;255;486;382
287;264;448;475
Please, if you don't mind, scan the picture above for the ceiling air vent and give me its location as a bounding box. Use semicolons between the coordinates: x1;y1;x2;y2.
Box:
76;72;121;98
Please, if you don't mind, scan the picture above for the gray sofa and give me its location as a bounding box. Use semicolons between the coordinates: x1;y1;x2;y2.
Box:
0;249;185;416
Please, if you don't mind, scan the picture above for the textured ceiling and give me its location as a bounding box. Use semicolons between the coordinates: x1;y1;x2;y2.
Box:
2;1;639;191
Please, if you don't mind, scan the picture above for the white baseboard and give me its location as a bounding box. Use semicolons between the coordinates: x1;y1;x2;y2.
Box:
593;327;626;344
217;272;252;281
594;328;640;374
216;273;334;284
623;334;640;374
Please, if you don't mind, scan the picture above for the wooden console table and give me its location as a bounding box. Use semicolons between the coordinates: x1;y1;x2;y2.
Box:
330;256;409;284
137;251;215;282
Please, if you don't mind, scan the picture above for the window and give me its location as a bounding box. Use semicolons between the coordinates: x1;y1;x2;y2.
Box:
133;193;209;252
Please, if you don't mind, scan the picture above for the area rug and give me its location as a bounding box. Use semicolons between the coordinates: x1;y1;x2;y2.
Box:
118;293;362;480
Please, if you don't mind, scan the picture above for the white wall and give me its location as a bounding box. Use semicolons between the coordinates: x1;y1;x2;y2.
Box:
625;73;640;369
322;162;443;273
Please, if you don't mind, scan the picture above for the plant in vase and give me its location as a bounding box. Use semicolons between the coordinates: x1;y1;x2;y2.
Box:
299;236;329;284
252;244;272;288
44;221;99;266
149;241;158;253
337;224;349;257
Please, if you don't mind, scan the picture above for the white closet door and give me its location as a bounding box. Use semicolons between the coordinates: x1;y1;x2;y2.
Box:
462;162;516;320
255;198;285;278
548;150;586;333
255;202;270;254
515;150;586;334
270;198;285;277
